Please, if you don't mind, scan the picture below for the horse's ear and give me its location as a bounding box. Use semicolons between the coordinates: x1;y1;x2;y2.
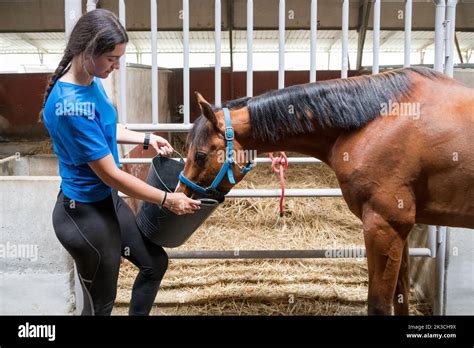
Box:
196;92;219;129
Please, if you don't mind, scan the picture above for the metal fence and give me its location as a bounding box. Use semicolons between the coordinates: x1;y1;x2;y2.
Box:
71;0;460;313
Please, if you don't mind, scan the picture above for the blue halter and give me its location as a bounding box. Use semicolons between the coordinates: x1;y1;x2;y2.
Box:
178;107;253;196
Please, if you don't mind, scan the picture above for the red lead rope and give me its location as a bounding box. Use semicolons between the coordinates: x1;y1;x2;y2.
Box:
268;152;288;217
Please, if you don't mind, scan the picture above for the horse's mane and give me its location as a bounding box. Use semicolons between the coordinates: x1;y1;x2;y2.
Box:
189;67;442;146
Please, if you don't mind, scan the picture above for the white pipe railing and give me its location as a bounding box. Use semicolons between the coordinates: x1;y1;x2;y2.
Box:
372;0;380;74
125;123;193;131
151;0;159;124
341;0;349;78
435;226;448;314
115;0;450;264
119;188;343;198
166;247;432;260
86;0;98;12
118;0;127;124
444;0;458;77
310;0;318;83
247;0;253;97
434;0;446;72
278;0;285;89
64;0;82;40
404;0;412;67
183;0;190;124
119;157;322;164
215;0;221;107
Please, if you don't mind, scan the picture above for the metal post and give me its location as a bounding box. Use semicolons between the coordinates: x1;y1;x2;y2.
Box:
428;225;437;258
445;0;458;77
119;0;127;124
247;0;253;97
151;0;159;124
310;0;318;82
215;0;222;107
341;0;349;78
278;0;285;89
435;226;447;314
431;0;450;307
120;188;343;198
183;0;190;124
86;0;98;12
120;156;323;164
165;248;431;260
434;0;446;72
404;0;412;67
372;0;380;74
356;0;370;71
64;0;82;40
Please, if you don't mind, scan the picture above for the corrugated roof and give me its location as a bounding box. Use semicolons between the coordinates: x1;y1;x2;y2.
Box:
0;30;473;54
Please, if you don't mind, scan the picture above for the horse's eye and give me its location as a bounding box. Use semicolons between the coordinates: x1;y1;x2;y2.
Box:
195;151;207;167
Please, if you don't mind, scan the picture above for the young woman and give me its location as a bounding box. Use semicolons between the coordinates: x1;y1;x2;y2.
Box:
40;9;200;315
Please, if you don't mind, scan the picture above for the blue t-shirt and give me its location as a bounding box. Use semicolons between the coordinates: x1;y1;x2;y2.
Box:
43;77;121;203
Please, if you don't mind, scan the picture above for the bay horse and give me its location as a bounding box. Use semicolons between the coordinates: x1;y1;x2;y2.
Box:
176;67;474;315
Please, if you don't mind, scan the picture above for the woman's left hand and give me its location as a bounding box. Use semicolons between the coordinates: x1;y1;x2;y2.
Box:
150;134;174;157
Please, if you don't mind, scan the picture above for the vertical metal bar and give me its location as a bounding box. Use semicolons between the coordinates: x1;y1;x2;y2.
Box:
215;0;222;107
119;0;127;124
444;20;452;75
151;0;159;124
404;0;412;67
228;3;235;99
435;226;447;315
247;0;253;97
310;0;318;83
64;0;82;40
445;0;458;77
433;1;450;311
278;0;285;89
183;0;190;124
434;0;446;73
355;1;370;70
86;0;98;12
341;0;349;78
428;225;437;258
372;0;380;74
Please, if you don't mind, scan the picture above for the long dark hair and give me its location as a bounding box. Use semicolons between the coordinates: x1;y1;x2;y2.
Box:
39;9;128;121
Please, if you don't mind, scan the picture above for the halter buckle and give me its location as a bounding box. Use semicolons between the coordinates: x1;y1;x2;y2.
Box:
225;127;234;141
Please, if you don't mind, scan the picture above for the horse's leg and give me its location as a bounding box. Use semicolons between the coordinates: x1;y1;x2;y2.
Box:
393;241;410;315
363;208;412;315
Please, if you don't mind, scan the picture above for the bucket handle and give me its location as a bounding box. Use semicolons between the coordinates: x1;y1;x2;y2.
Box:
172;149;186;164
152;149;186;193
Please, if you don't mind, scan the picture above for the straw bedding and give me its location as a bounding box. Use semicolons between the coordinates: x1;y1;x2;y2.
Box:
113;157;430;315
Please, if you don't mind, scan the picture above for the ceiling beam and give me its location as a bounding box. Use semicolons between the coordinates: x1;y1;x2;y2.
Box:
356;0;370;70
379;31;398;48
16;33;49;54
419;39;435;52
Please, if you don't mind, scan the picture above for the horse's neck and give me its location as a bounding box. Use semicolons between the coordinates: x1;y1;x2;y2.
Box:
232;107;342;165
241;127;342;165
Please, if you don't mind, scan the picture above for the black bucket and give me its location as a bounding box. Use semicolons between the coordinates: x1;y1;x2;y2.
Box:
136;155;224;248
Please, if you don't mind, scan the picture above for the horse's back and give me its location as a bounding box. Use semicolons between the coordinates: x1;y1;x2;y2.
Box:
330;74;474;228
413;77;474;227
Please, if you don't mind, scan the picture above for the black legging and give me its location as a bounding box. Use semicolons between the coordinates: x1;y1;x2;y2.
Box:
52;188;168;315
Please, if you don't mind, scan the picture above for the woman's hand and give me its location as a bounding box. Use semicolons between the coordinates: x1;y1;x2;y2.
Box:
163;192;201;215
150;134;173;157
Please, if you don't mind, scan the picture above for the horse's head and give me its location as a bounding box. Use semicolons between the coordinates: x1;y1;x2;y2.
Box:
176;92;254;198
